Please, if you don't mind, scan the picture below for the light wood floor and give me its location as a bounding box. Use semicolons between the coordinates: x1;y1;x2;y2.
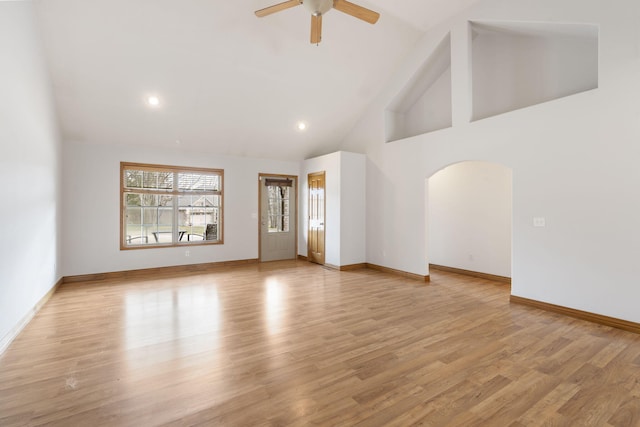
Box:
1;261;640;426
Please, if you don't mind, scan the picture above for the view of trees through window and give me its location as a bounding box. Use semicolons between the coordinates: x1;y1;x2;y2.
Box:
121;163;223;248
267;185;290;233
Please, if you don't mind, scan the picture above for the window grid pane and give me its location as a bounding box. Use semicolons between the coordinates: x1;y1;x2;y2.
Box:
178;173;220;192
267;185;290;233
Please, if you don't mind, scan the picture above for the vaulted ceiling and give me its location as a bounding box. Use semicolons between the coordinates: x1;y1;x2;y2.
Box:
34;0;479;161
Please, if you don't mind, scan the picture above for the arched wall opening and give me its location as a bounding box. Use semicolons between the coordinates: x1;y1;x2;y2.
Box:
426;161;512;280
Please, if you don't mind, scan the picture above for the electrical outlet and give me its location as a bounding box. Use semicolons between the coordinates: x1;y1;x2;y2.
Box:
185;250;190;257
533;217;546;227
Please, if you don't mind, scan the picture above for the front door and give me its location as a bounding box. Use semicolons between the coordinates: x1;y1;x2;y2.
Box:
307;171;325;265
259;174;297;262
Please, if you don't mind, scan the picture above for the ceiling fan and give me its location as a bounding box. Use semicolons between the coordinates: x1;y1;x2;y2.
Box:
255;0;380;44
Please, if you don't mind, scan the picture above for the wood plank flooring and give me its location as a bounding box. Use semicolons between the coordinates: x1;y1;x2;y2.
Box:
1;260;640;426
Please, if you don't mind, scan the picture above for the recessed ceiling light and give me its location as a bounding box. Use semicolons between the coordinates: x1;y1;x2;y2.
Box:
147;96;160;107
297;121;307;131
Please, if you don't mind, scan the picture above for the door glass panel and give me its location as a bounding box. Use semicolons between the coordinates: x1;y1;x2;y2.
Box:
267;186;290;233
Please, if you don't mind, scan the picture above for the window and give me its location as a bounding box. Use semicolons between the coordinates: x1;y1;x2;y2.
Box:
121;162;223;249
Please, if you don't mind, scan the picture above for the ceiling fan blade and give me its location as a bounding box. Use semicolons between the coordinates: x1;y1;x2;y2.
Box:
333;0;380;24
255;0;301;17
311;14;322;44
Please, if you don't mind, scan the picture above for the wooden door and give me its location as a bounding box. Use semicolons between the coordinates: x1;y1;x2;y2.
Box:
307;171;325;265
259;175;297;262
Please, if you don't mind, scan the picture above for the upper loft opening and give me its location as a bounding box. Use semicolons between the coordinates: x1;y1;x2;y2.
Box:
471;21;599;121
385;33;452;142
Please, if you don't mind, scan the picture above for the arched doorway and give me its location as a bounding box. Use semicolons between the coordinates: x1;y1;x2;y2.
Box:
426;161;512;281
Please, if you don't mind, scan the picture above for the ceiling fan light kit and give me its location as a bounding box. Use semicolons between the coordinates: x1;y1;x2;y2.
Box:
255;0;380;44
304;0;332;16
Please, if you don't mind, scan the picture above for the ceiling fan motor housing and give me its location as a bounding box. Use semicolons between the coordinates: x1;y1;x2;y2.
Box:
303;0;332;16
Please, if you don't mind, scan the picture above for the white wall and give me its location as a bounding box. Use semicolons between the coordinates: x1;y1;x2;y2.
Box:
386;34;453;141
340;152;366;266
300;151;366;267
403;69;452;138
62;142;299;276
471;22;599;121
341;0;640;323
428;161;512;277
0;2;61;349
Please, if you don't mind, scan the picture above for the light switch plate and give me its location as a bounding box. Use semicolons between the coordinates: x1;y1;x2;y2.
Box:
533;217;546;227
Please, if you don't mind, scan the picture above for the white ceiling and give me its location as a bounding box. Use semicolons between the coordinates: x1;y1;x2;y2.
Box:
33;0;479;161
